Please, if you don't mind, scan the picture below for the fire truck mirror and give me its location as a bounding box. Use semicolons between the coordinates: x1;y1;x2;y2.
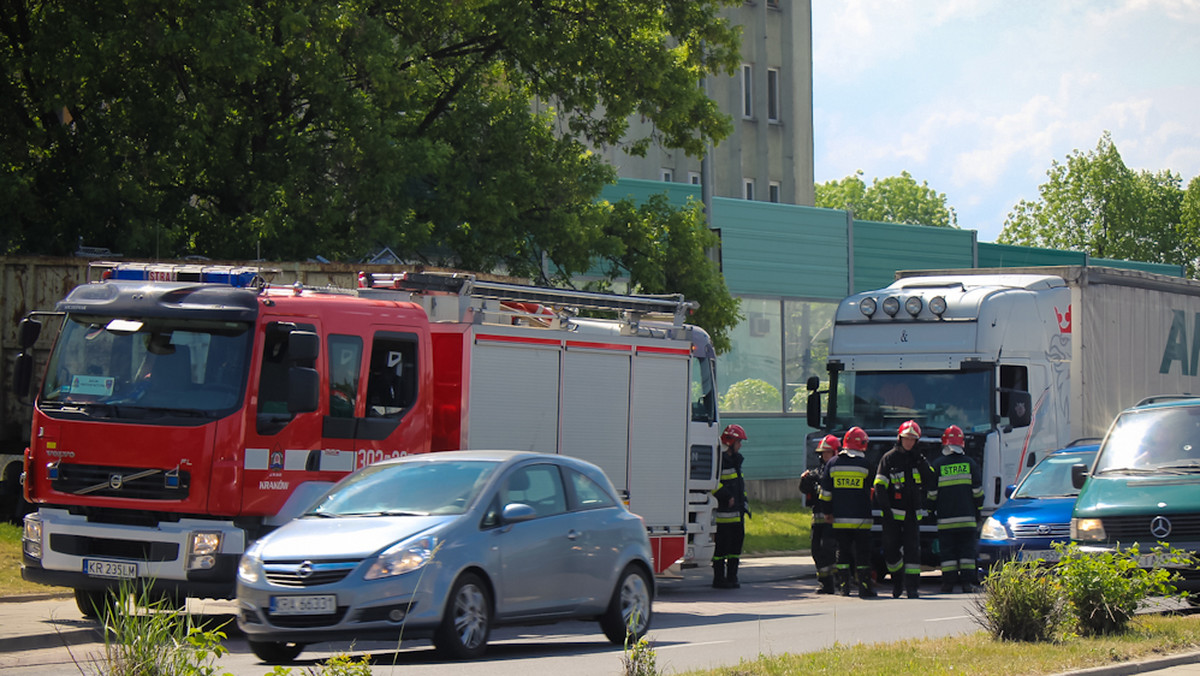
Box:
287;366;320;414
287;330;319;363
12;352;34;400
17;317;41;349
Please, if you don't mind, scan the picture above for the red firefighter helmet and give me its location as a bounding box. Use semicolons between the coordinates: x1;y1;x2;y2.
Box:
941;425;964;447
721;424;748;445
898;419;922;439
815;434;841;455
842;426;868;452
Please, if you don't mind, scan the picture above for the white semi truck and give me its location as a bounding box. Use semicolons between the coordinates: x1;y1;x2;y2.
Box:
806;265;1200;515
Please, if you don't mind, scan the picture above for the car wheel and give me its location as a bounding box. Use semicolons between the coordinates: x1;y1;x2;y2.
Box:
248;639;305;664
600;564;652;645
434;572;491;659
74;588;119;621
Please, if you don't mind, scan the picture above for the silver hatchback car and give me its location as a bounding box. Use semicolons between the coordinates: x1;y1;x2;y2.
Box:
236;450;654;663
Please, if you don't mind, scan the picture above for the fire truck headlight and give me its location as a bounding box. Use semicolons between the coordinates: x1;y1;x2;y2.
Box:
1071;518;1106;542
365;536;438;580
979;516;1008;541
187;531;223;570
237;551;263;584
22;514;42;559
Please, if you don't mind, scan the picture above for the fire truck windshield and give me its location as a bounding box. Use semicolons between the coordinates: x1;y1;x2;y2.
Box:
39;314;253;417
834;369;993;435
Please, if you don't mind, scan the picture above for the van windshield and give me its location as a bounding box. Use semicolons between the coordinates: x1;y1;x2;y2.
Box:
1096;406;1200;473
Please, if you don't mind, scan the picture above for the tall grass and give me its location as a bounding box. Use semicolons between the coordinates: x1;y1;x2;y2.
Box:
744;499;812;555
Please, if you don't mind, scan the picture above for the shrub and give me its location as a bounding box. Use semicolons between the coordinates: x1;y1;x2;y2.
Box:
1054;542;1185;636
721;379;781;412
972;559;1066;642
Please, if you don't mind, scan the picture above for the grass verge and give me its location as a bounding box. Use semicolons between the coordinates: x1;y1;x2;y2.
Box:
745;499;811;555
0;522;66;596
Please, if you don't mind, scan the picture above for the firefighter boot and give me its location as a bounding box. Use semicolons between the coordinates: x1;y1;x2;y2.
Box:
857;570;878;598
940;570;957;594
960;568;977;594
712;561;726;589
891;572;904;599
727;559;741;589
837;570;852;596
905;573;921;599
816;571;835;595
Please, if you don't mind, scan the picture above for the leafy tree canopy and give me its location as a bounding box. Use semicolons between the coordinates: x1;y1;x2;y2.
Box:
998;132;1198;276
815;170;958;228
1;0;742;347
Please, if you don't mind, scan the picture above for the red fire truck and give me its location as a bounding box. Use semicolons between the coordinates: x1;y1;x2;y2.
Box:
14;263;721;613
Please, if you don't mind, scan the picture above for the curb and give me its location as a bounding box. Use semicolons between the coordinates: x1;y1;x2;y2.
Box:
1051;650;1200;676
0;591;73;604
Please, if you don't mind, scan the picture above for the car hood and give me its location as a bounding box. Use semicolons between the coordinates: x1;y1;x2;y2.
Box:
1075;475;1200;518
257;515;455;560
993;496;1077;525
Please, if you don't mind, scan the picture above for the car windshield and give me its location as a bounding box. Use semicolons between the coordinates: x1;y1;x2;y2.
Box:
834;369;993;433
1095;405;1200;474
40;314;252;416
307;459;500;517
1013;451;1096;499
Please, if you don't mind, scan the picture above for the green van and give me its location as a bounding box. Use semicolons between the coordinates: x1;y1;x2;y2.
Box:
1070;395;1200;591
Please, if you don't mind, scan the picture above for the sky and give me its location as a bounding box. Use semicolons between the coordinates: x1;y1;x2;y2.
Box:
811;0;1200;243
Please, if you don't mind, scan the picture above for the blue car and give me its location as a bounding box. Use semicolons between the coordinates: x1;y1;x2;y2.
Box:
977;442;1100;566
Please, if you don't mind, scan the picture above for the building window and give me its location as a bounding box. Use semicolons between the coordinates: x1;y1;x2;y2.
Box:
741;64;753;118
661;169;673;182
767;0;780;8
688;171;701;186
769;182;781;203
743;179;754;201
767;68;780;122
715;297;837;414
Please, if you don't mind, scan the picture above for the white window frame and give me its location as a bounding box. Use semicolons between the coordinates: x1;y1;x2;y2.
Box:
767;68;780;122
743;179;755;201
661;169;674;182
769;182;781;203
688;171;701;186
741;64;753;119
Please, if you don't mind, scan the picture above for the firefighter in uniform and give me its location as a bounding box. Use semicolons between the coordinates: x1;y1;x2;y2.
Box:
712;424;750;589
874;419;934;598
819;427;877;598
799;434;840;594
928;425;984;593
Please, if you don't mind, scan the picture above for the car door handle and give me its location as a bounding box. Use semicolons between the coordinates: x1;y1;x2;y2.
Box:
566;529;579;540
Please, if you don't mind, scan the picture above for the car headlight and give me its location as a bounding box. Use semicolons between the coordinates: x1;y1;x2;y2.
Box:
1071;517;1106;542
979;516;1009;541
237;543;264;584
365;536;438;580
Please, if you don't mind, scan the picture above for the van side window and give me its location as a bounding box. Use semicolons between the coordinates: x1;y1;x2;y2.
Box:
1000;365;1029;429
365;332;418;418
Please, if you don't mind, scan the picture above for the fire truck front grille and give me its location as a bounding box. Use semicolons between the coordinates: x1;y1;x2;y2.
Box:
263;561;360;587
52;464;190;501
1101;514;1200;542
49;534;179;561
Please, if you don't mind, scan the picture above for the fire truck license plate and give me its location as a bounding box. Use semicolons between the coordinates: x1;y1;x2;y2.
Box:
84;558;138;580
270;595;337;615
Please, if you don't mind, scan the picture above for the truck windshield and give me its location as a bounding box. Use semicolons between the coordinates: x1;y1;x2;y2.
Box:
40;314;253;416
1096;406;1200;473
835;369;993;434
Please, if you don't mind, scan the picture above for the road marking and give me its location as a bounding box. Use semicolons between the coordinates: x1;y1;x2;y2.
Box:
927;615;972;622
656;640;733;650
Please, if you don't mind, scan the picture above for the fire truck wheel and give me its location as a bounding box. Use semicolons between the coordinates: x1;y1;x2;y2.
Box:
74;588;119;621
600;564;652;644
248;639;305;664
433;571;491;659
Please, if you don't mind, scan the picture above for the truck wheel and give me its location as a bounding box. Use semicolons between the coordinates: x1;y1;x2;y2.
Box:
600;564;652;644
433;572;491;659
248;639;304;664
74;588;119;621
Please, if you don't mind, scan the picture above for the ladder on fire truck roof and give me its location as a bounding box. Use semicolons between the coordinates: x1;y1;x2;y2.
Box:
360;271;699;326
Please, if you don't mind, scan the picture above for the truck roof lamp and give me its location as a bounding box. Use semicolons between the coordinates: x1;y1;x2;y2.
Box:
905;296;923;317
930;295;947;317
859;297;877;318
882;296;900;317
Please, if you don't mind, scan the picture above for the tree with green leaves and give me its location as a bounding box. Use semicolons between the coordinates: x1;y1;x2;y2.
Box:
815;170;958;228
998;132;1196;275
1;0;742;348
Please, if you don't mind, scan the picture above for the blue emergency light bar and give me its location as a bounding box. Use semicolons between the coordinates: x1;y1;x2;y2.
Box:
95;262;269;289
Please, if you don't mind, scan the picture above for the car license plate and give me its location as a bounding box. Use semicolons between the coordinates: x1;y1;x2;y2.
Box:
270;594;337;616
84;558;138;579
1016;549;1060;563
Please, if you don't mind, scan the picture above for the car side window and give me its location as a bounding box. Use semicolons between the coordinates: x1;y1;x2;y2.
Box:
567;468;617;511
502;464;566;517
